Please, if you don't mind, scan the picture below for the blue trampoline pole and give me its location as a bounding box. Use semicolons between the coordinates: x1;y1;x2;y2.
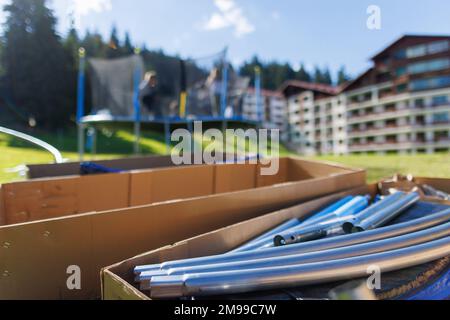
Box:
255;66;263;124
77;48;86;161
133;49;142;155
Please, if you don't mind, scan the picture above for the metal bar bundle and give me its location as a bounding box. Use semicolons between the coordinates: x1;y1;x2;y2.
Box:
138;220;450;290
232;196;368;252
135;208;450;275
133;193;450;299
149;237;450;298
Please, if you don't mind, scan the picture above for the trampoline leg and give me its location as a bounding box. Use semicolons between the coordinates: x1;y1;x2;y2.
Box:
134;121;141;155
78;123;85;161
92;127;98;160
164;122;171;155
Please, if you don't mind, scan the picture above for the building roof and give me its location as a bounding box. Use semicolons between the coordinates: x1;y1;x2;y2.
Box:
279;80;339;96
247;87;284;98
371;34;450;61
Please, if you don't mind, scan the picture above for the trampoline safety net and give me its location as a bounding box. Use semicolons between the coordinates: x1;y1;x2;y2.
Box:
86;50;250;119
88;55;144;117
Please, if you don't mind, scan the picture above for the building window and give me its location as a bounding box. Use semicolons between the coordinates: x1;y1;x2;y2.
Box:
428;40;450;55
396;66;407;76
406;44;427;59
397;83;408;93
410;75;450;91
408;58;450;75
432;95;449;106
433;112;449;123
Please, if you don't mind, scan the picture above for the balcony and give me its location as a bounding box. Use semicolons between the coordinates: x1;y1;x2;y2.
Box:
349;138;450;152
348;121;450;138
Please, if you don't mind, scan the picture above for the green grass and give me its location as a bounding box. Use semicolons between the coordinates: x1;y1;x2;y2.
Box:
1;129;449;184
314;153;450;183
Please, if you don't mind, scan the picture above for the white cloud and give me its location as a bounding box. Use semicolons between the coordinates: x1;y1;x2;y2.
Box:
204;0;255;38
70;0;112;28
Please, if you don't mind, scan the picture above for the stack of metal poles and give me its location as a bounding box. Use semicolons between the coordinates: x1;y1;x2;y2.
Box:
134;193;450;299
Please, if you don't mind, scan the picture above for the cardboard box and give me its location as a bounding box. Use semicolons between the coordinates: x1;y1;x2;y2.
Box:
0;158;365;300
101;177;450;300
26;155;177;179
0;158;365;225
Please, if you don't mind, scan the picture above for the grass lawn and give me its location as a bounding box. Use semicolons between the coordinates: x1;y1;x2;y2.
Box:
1;129;449;184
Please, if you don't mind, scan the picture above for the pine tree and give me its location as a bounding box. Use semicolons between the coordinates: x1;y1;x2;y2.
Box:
337;66;351;85
123;32;134;55
295;63;311;82
106;25;121;58
3;0;71;129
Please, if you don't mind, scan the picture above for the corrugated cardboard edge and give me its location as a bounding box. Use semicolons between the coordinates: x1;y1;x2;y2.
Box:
101;185;374;300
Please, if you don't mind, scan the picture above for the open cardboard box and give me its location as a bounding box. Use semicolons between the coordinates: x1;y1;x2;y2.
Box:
26;155;178;179
0;158;365;300
100;177;450;300
0;157;364;226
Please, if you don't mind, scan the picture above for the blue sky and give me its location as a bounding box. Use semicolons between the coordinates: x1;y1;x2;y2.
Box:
2;0;450;78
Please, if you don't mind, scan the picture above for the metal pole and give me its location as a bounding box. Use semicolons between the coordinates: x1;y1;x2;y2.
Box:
353;192;420;232
134;208;450;275
0;126;64;164
149;237;450;298
220;62;229;118
255;66;263;123
138;220;450;285
164;121;171;155
76;48;86;161
133;50;142;155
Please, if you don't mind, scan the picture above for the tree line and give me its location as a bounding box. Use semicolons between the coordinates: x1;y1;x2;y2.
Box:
239;56;351;91
0;0;351;130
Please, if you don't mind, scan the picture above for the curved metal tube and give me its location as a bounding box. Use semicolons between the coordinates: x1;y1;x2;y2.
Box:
352;192;420;232
149;236;450;298
138;220;450;286
134;208;450;275
0;126;64;163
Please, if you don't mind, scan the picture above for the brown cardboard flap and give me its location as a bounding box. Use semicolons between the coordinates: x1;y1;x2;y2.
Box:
256;158;289;187
214;163;257;193
78;173;130;213
0;214;96;300
0;188;5;226
416;177;450;194
149;166;215;204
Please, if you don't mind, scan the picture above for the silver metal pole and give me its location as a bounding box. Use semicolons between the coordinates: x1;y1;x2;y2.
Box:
149;237;450;298
134;208;450;275
353;192;420;232
78;122;85;161
138;220;450;286
229;219;301;253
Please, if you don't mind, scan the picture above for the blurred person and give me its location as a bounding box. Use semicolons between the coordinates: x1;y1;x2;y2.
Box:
140;71;163;117
206;68;222;117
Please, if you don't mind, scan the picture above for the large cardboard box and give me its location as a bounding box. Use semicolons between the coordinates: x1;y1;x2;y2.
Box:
26;155;176;179
0;158;365;300
0;157;365;225
100;177;450;300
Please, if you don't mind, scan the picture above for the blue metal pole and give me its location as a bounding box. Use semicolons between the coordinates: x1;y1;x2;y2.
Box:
220;62;229;118
133;52;142;154
76;48;86;124
255;67;262;123
77;48;86;161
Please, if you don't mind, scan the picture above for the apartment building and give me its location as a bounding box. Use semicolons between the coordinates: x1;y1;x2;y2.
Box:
242;87;288;138
281;81;347;155
283;35;450;155
344;35;450;154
